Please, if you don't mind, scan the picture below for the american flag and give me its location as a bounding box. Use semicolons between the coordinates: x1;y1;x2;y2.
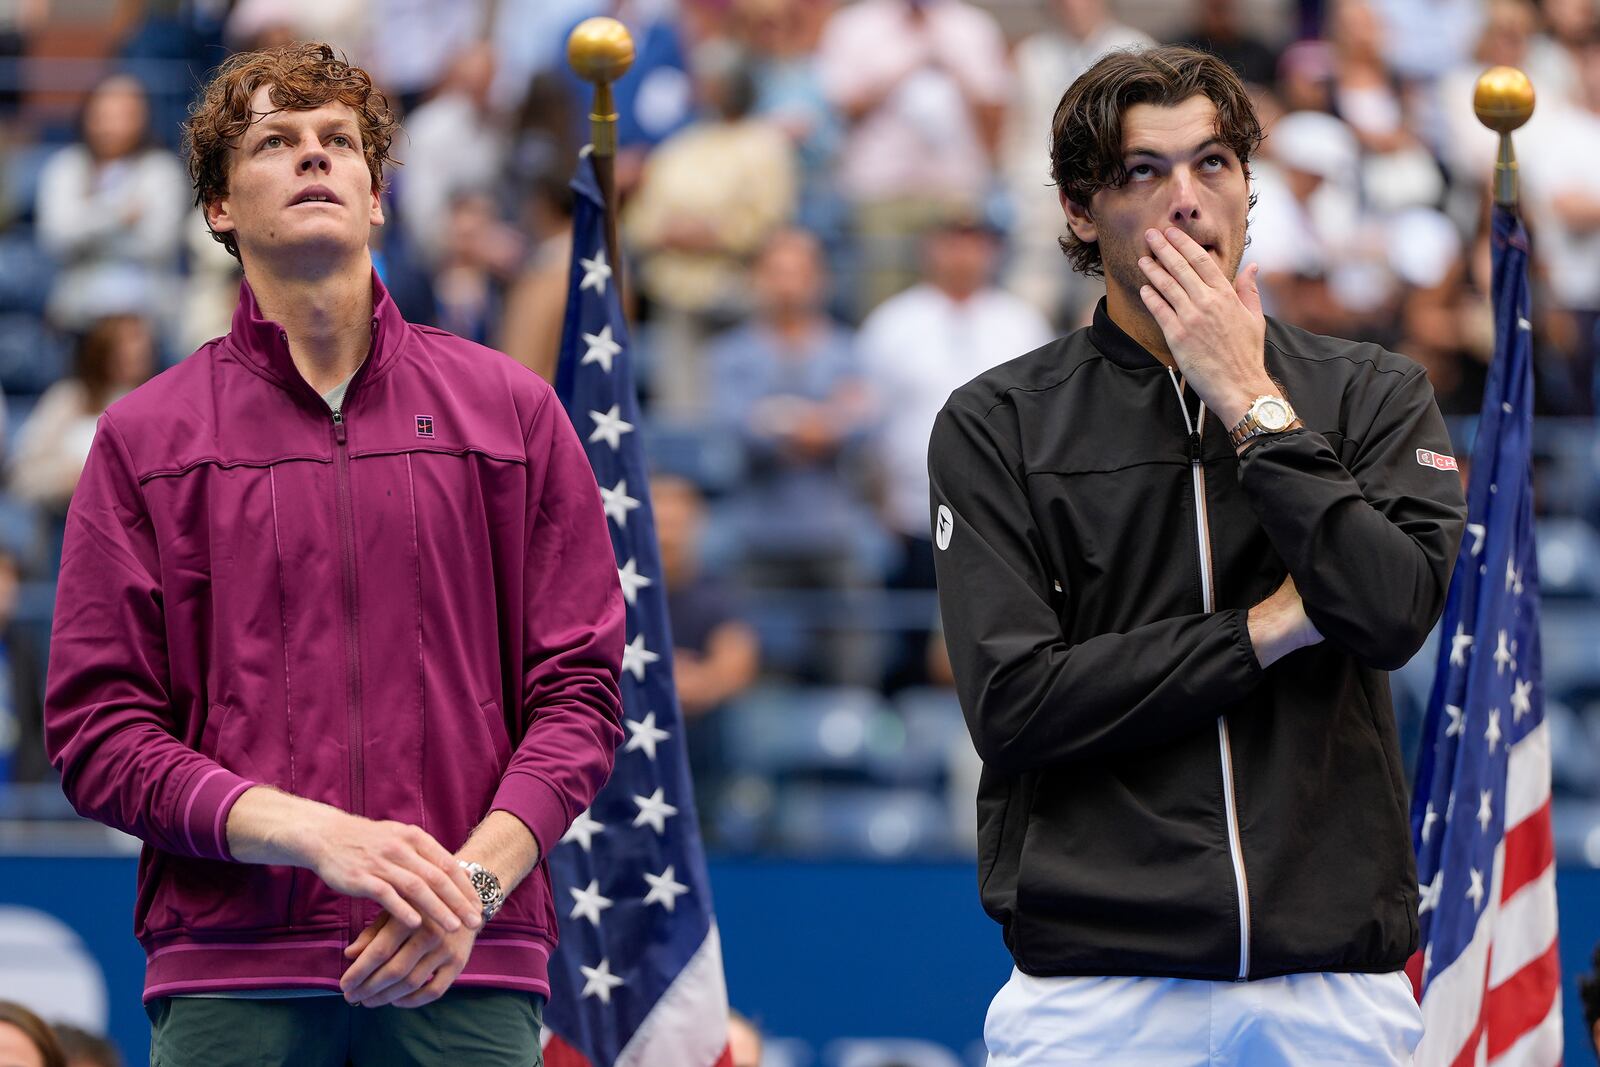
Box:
541;150;733;1067
1406;205;1561;1065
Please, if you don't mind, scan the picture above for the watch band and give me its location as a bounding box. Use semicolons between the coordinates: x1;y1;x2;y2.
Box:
1229;395;1299;449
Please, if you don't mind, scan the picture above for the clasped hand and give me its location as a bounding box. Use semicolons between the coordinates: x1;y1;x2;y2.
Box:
340;908;479;1008
1136;226;1277;427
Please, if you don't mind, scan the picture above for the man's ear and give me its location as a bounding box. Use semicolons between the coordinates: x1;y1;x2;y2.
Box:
369;183;384;228
205;195;236;237
1060;190;1097;244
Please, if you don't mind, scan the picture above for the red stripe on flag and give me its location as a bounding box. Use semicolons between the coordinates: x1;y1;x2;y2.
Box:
543;1036;593;1067
1447;1013;1485;1067
712;1046;734;1067
1405;949;1424;1001
1499;798;1554;902
1484;939;1561;1061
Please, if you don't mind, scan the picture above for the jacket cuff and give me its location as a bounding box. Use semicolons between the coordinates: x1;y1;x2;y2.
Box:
1225;607;1265;685
178;766;257;861
490;771;571;861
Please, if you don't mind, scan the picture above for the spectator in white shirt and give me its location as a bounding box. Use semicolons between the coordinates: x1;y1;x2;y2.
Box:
817;0;1010;314
37;74;188;334
860;210;1051;687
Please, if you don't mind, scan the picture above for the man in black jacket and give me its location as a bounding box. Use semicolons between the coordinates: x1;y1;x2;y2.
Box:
929;46;1467;1064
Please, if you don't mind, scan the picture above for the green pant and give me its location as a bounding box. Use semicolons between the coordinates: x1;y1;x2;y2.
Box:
146;989;545;1066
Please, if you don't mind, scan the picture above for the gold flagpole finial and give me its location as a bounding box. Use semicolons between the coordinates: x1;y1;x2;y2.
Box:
1474;67;1536;208
567;17;636;160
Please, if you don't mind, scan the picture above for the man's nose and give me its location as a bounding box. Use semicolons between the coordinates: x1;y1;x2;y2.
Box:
297;148;332;174
1167;167;1200;223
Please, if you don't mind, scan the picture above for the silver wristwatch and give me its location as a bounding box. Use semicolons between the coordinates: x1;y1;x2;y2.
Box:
458;860;505;922
1228;394;1299;448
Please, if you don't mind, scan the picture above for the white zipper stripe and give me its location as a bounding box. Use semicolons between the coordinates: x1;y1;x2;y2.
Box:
1167;370;1253;981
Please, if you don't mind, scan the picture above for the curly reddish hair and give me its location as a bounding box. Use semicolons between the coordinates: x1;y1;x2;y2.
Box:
182;42;398;259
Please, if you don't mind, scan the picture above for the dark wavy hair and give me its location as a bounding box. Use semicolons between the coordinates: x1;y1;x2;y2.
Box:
181;42;398;260
0;1001;67;1067
1049;45;1264;277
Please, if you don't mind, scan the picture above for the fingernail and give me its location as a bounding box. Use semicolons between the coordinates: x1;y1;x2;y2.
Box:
1138;256;1152;268
1167;227;1181;239
1145;228;1160;242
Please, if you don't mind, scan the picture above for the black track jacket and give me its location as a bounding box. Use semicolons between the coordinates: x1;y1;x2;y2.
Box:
929;299;1468;982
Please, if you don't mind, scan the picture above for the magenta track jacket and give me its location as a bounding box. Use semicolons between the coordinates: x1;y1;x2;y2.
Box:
43;272;625;1001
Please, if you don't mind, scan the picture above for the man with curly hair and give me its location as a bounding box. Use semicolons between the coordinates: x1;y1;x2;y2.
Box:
43;43;624;1065
929;45;1467;1063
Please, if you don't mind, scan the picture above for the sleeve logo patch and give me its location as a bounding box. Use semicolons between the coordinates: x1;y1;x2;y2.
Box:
1416;448;1458;471
936;505;954;551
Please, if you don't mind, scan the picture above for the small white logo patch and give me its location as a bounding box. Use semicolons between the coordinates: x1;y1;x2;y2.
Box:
936;505;954;550
1416;448;1458;472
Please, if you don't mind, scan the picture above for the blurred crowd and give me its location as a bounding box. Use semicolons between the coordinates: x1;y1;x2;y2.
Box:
0;0;1597;852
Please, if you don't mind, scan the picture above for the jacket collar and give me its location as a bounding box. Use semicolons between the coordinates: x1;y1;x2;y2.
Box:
227;268;407;403
1087;296;1167;371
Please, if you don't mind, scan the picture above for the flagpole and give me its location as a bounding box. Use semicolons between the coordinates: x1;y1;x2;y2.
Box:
1473;66;1536;208
567;16;635;286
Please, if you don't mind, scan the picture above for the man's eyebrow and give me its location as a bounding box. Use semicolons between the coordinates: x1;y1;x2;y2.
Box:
1123;138;1231;161
247;115;359;139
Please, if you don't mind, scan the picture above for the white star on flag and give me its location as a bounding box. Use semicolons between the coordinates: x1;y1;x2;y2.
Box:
1444;705;1464;738
579;957;625;1003
621;633;660;682
632;787;678;834
1505;557;1523;595
1449;623;1473;667
569;879;614;927
1466;867;1485;910
1485;709;1502;754
1477;789;1494;833
617;557;653;606
1419;871;1443;914
1467;523;1486;557
1422;801;1437;843
1493;629;1516;675
578;250;612;295
561;808;605;852
642;866;690;912
581;324;622;373
587;405;634;451
599;479;641;528
1511;678;1533;721
624;711;671;760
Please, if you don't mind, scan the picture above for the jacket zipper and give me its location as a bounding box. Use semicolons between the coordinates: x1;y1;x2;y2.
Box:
1167;370;1252;981
331;408;365;936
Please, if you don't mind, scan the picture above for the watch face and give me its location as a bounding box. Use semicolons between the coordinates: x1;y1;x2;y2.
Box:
1256;398;1291;431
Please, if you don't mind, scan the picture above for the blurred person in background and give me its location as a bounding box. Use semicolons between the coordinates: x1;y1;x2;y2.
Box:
1519;32;1600;413
0;546;45;787
363;0;488;113
430;188;524;346
817;0;1010;315
36;73;187;335
931;46;1464;1063
1527;0;1599;108
8;314;155;516
1434;0;1537;201
47;1024;119;1067
736;0;846;240
1180;0;1281;88
859;211;1051;689
1003;0;1152;325
1368;0;1482;83
0;1002;64;1067
654;474;761;826
223;0;366;57
708;227;881;685
1581;942;1600;1058
625;38;796;415
1322;0;1445;215
498;172;577;382
396;41;508;269
1246;109;1378;338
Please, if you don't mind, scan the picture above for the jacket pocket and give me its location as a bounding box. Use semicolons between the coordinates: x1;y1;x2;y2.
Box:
477;697;512;772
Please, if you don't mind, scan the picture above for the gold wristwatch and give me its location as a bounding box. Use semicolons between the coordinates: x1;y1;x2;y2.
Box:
1228;394;1299;449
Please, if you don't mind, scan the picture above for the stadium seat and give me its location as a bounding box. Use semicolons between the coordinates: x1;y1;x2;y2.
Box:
0;314;67;395
1535;518;1600;598
719;685;902;781
772;783;956;858
0;235;55;316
